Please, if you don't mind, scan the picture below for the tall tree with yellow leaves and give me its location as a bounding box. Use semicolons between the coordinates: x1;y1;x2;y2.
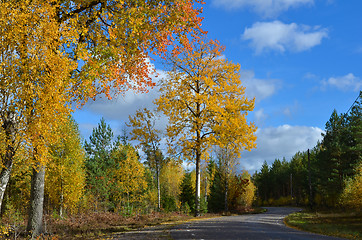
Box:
1;0;204;236
155;39;257;216
46;116;85;217
127;108;164;211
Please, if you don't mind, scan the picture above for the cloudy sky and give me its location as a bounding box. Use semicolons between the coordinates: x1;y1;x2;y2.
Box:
73;0;362;173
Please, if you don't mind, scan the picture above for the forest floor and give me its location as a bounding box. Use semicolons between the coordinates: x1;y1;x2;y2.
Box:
284;210;362;240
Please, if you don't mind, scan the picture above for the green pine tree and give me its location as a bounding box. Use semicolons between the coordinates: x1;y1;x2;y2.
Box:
84;117;115;210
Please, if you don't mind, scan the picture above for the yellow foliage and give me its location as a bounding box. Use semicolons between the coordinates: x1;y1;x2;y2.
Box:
46;117;86;214
239;172;256;208
340;161;362;211
160;159;184;207
155;39;257;163
155;39;257;214
127;108;162;168
227;171;255;210
111;144;148;210
1;0;205;167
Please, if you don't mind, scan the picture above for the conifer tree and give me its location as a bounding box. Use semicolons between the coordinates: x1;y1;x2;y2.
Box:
84;118;115;210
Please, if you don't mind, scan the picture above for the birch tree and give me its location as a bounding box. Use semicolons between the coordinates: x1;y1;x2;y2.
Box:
127;108;164;211
155;39;257;216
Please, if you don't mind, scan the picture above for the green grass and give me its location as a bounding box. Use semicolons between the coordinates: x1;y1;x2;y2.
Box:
285;211;362;240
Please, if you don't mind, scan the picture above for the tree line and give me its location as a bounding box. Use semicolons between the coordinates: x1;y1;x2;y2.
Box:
2;116;256;227
253;92;361;211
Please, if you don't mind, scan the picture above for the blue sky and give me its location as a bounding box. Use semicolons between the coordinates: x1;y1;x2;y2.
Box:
73;0;362;173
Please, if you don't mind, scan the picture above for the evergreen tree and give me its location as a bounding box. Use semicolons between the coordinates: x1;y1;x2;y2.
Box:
84;118;115;210
179;172;195;213
207;165;224;212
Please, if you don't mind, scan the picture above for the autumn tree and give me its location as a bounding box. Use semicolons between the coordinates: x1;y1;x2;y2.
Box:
0;2;78;236
127;108;164;211
0;1;75;218
238;171;256;209
155;39;257;216
340;161;362;211
159;158;184;212
111;143;148;215
46;116;85;217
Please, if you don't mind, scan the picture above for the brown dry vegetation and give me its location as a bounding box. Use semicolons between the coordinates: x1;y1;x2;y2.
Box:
1;211;222;239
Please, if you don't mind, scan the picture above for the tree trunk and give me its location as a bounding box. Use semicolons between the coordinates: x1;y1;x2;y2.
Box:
27;164;46;238
60;176;64;218
224;155;229;213
195;151;201;217
156;163;161;211
0;111;17;213
204;176;208;203
0;160;13;213
224;178;228;213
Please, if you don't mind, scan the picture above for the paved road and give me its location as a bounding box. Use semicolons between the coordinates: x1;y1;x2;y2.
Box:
170;207;345;240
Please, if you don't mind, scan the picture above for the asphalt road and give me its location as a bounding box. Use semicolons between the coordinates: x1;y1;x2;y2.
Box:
169;207;345;240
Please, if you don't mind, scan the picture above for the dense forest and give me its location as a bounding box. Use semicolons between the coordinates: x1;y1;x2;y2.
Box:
253;92;361;211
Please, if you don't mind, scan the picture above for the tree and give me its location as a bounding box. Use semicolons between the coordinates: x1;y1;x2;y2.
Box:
156;39;257;216
179;172;195;214
207;164;224;213
215;146;239;212
46;116;85;217
340;161;362;211
127;108;164;211
239;171;255;209
159;158;183;212
111;143;147;215
318;92;361;207
84;118;115;210
253;161;270;204
0;1;75;219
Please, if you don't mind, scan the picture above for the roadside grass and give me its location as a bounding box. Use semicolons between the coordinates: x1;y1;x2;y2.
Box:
284;210;362;240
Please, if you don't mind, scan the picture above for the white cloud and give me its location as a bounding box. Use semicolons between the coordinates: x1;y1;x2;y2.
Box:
254;108;268;124
241;70;280;101
212;0;314;18
242;21;328;54
323;73;362;92
239;125;324;173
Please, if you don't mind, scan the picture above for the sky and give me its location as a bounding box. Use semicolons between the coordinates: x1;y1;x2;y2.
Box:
72;0;362;173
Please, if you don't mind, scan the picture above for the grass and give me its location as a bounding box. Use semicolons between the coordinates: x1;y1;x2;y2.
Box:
284;210;362;240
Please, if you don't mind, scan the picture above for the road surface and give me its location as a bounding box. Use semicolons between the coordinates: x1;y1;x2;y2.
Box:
110;207;345;239
170;207;345;240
